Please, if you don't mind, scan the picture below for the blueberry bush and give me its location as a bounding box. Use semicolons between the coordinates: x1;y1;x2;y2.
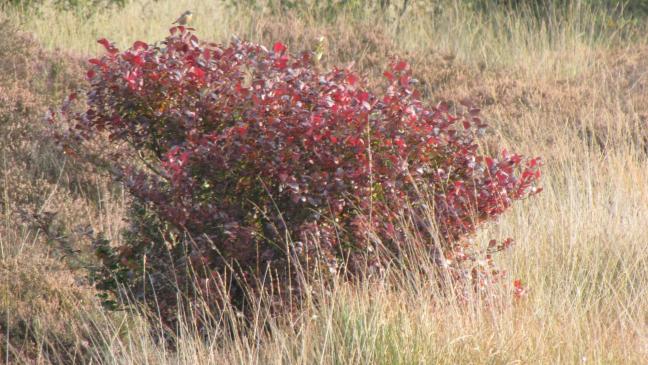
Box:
51;26;541;321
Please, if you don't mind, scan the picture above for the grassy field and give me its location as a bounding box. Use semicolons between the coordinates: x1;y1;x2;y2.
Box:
1;0;647;363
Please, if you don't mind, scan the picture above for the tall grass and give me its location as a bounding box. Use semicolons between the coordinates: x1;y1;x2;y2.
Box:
0;0;647;363
5;0;645;77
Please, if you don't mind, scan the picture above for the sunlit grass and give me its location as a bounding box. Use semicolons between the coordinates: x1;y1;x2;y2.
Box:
1;0;647;363
5;0;645;78
5;0;232;55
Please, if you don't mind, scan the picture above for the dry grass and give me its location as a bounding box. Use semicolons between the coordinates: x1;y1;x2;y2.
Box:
0;0;647;363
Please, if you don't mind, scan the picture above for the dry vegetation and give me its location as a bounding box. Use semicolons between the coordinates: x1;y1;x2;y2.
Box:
1;0;647;363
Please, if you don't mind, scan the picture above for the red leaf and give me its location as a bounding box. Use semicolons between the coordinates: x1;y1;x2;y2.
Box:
190;66;205;80
273;42;287;54
131;55;145;66
394;60;408;72
274;56;288;69
190;35;199;48
97;38;110;48
513;279;526;298
132;41;148;50
485;157;494;169
202;48;211;61
97;38;118;54
399;75;410;88
236;125;249;136
529;158;539;168
346;73;358;86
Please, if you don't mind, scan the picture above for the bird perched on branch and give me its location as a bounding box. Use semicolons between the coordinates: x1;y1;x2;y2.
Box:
173;10;193;26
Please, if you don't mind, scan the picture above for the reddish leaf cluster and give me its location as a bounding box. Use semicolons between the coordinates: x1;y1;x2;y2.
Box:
54;27;541;316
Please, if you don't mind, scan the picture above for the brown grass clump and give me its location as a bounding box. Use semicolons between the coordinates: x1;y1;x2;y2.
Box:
0;19;124;364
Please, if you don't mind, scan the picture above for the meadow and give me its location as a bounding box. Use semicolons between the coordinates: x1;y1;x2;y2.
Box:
0;0;646;363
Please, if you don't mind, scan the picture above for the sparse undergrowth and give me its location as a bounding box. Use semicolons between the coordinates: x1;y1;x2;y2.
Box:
0;20;106;364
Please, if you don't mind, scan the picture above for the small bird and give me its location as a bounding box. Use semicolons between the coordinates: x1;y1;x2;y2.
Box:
173;10;193;26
